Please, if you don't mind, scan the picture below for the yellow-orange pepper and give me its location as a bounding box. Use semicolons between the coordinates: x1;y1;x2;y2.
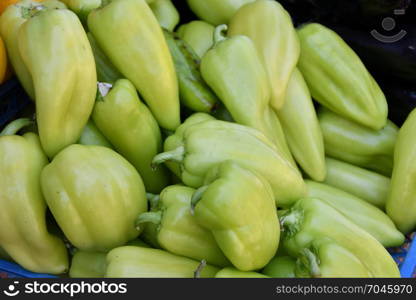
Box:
0;36;6;84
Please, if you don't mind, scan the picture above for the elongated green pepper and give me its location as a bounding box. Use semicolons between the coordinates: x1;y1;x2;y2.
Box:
295;238;372;278
41;144;148;252
136;185;229;267
88;0;180;130
106;246;219;278
150;0;179;31
0;0;66;100
228;0;300;110
319;108;398;176
18;7;97;158
280;198;400;277
277;68;326;181
154;118;306;207
215;268;269;278
92;79;170;193
0;119;68;274
262;256;296;278
163;30;218;113
306;180;404;247
176;20;215;58
297;23;388;130
387;108;416;234
191;162;280;271
78;120;113;149
201;25;296;166
186;0;255;26
324;157;390;209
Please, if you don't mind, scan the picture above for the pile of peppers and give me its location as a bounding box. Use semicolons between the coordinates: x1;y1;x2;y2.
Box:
0;0;414;278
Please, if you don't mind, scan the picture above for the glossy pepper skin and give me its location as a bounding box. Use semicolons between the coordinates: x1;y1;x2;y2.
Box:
201;25;296;166
191;162;280;271
306;180;404;247
319;108;398;176
228;0;300;110
262;256;296;278
41;144;148;252
92;79;170;193
0;119;68;274
136;185;229;266
0;0;66;99
88;0;180;131
154;118;306;207
280;198;400;277
150;0;179;31
215;268;269;278
18;7;97;158
277;68;326;181
163;30;218;113
387;108;416;234
324;157;390;209
106;246;219;278
176;20;215;58
78;120;113;149
297;23;388;130
295;238;372;278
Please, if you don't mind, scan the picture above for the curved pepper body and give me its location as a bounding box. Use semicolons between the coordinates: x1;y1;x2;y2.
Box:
156;119;306;207
78;119;113;149
136;185;229;266
215;268;269;278
106;246;219;278
150;0;179;31
18;8;97;157
281;198;400;277
324;157;390;209
60;0;101;24
92;79;169;193
297;23;388;130
69;251;107;278
277;68;326;181
176;20;215;58
41;144;148;252
192;162;280;271
319;108;398;176
88;0;180;131
386;109;416;233
228;0;300;110
262;256;296;278
0;123;68;274
306;180;404;247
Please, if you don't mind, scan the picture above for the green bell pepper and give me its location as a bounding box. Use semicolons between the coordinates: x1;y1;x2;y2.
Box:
186;0;255;26
92;79;170;193
295;238;372;278
262;256;296;278
228;0;300;110
69;251;107;278
306;180;404;247
154;118;306;207
386;108;416;234
297;23;388;130
319;108;398;176
215;268;269;278
106;246;219;278
191;162;280;271
276;68;326;181
280;198;400;277
163;29;218;113
88;0;180;131
176;20;215;58
324;157;390;209
0;119;69;274
136;185;229;267
78;120;113;149
41;144;148;252
150;0;179;31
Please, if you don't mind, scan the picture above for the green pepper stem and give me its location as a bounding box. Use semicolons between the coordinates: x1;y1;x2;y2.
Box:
135;211;162;231
301;249;321;278
190;185;209;215
279;209;303;237
0;118;33;136
21;4;46;19
146;193;160;210
213;24;228;46
194;260;207;279
151;146;185;169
